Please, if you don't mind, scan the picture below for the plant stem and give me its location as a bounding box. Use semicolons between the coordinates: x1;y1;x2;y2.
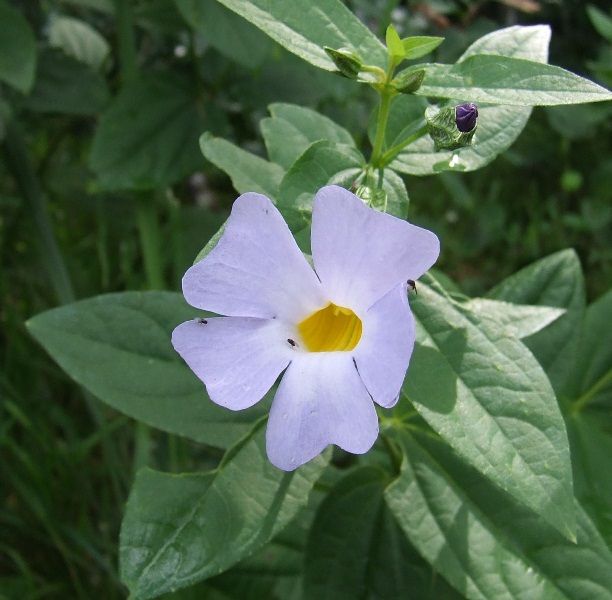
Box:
370;88;394;168
136;194;165;290
2;122;75;305
379;123;429;167
571;368;612;415
112;0;137;82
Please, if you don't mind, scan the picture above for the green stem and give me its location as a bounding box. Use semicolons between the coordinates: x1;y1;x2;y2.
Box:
571;368;612;414
379;123;429;167
2;121;74;305
113;0;137;82
136;194;165;290
370;89;394;168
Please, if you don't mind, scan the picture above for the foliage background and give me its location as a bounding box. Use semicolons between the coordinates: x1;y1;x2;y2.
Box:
1;0;611;597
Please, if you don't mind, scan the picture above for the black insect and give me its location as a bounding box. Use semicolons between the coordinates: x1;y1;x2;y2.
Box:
407;279;417;294
197;318;208;324
287;338;297;347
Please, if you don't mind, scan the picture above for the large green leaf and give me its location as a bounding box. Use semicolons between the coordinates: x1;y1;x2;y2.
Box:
261;103;355;170
278;140;364;230
416;54;612;106
386;430;612;600
0;2;36;93
303;467;460;599
175;0;273;68
404;283;575;538
27;292;266;448
120;423;328;599
390;25;550;175
48;15;110;70
24;49;109;116
200;133;284;200
487;249;586;395
90;73;223;190
211;0;386;71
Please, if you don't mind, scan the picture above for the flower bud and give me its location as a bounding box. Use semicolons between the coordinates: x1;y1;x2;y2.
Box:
391;68;426;94
354;184;388;211
425;104;477;151
324;47;363;79
455;102;478;133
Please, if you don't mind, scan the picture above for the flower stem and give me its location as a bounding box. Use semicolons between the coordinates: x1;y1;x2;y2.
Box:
370;88;394;168
379;123;429;167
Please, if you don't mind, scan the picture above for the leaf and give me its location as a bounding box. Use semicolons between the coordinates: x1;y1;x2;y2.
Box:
303;466;460;599
120;423;328;599
90;73;224;190
200;133;284;200
27;292;266;448
48;15;110;70
571;289;612;409
404;283;575;538
386;430;612;600
487;249;586;395
175;0;273;68
386;25;405;60
416;54;612;106
391;25;551;175
211;0;386;71
464;298;565;339
278;140;364;230
568;412;612;548
402;36;444;60
261;102;355;170
24;49;109;116
0;2;36;93
587;4;612;43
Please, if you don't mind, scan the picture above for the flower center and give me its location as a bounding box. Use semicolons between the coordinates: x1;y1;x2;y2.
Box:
297;303;362;352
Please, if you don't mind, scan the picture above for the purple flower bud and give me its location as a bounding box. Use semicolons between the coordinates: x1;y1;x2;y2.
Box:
455;103;478;133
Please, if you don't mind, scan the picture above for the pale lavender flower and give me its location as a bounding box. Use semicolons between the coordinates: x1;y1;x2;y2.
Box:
172;185;440;471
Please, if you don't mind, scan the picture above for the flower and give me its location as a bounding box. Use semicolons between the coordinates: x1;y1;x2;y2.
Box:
172;185;440;470
455;102;478;133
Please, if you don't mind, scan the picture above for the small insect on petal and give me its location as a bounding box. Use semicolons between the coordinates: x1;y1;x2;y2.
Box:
287;338;297;348
197;318;208;324
407;279;417;294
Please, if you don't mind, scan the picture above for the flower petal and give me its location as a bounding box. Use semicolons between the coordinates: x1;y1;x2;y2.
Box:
172;317;293;410
266;353;378;470
353;284;415;408
183;193;325;321
311;185;440;311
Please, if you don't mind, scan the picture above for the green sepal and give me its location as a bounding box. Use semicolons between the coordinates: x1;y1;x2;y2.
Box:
323;46;363;79
425;105;476;151
392;68;425;94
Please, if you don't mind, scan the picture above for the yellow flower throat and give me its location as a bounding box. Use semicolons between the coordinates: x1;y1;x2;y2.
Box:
298;303;362;352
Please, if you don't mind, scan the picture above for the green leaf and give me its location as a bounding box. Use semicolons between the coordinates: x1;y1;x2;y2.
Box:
487;249;586;395
303;466;460;599
568;412;612;548
0;2;36;93
404;283;575;538
200;133;284;200
175;0;273;69
261;103;355;170
27;292;266;448
120;423;328;599
90;73;223;190
402;36;444;60
463;298;565;339
391;25;551;175
24;49;109;116
571;288;612;409
48;15;110;70
386;25;405;60
278;140;364;230
210;0;386;71
587;4;612;43
386;430;612;600
417;54;612;106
